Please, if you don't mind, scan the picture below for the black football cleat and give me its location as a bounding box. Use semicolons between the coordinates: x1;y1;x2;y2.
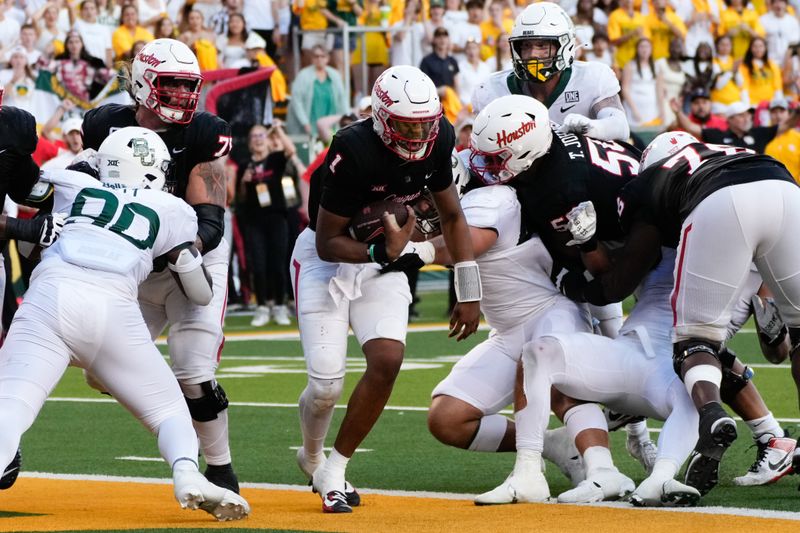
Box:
204;463;240;494
321;490;353;513
0;448;21;490
684;402;737;496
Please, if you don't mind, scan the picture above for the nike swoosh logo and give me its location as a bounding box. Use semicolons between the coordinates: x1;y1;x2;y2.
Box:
172;147;187;154
1;466;18;477
560;104;576;113
768;456;790;470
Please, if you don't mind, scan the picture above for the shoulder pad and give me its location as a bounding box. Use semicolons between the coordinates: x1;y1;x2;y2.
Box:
27;180;54;204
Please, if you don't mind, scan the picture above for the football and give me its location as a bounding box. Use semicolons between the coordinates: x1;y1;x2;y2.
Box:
348;200;409;244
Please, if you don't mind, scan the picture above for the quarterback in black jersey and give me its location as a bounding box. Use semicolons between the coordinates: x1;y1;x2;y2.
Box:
80;39;241;496
290;66;480;514
581;131;800;496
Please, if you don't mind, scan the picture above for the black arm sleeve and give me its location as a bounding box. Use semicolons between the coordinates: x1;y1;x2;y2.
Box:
4;154;40;203
194;203;225;254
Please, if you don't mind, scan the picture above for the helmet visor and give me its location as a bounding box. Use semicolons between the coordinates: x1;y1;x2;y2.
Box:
468;149;512;185
146;71;203;123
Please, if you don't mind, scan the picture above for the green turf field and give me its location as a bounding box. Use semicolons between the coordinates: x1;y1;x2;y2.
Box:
18;291;800;513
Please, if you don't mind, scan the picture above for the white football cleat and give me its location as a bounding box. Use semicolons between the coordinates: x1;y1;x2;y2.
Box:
543;427;586;486
474;469;550;505
626;437;658;475
733;436;795;486
173;469;250;521
630;476;700;507
557;468;634;503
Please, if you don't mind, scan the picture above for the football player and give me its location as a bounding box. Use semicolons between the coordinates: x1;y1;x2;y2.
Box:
290;65;481;513
471;2;630;143
80;39;239;492
561;131;800;495
426;137;613;504
0;127;249;520
0;89;67;491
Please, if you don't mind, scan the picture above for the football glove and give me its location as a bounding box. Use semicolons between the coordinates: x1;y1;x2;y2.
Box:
550;265;589;302
380;241;435;274
38;212;66;247
558;114;592;136
751;295;787;345
565;201;597;247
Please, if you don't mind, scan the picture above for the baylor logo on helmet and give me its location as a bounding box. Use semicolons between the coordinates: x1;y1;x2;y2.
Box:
129;138;156;167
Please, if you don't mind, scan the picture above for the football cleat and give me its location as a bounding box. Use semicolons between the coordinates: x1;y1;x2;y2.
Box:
173;469;250;521
204;463;239;494
321;490;353;513
626;437;658;475
300;449;361;507
734;435;795;486
684;402;737;496
793;440;799;473
0;448;21;490
557;468;634;503
603;407;645;432
474;469;550;505
543;427;585;486
630;477;700;507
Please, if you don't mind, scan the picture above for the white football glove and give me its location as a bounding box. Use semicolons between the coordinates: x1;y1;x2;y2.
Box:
379;241;436;274
565;201;597;246
751;295;786;344
558;114;593;136
39;212;66;247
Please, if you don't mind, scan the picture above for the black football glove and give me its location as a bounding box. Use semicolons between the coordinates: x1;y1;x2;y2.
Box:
380;241;436;274
549;264;589;302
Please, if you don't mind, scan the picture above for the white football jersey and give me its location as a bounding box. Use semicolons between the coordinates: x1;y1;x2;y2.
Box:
38;168;198;294
471;61;621;125
460;183;563;332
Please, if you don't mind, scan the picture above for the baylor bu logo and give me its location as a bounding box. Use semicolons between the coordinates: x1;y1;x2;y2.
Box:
496;120;536;148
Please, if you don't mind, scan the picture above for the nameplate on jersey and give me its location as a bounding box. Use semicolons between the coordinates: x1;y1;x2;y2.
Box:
59;234;139;274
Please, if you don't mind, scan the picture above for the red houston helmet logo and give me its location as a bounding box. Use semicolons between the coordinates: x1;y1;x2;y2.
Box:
137;52;165;67
496;120;536;148
374;84;394;107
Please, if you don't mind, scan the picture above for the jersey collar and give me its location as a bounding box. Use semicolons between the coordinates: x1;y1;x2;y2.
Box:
506;68;574;108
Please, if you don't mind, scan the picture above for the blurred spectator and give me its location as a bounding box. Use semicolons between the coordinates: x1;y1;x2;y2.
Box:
718;0;765;59
783;42;800;98
683;41;715;91
480;0;513;60
315;95;369;143
454;115;473;150
391;0;424;66
295;0;330;66
286;44;348;136
112;5;154;59
710;34;744;106
573;0;604;48
0;1;22;52
179;9;218;70
492;30;512;71
740;36;783;106
53;30;109;101
322;0;362;76
244;0;281;59
210;0;242;36
422;0;447;58
18;24;42;67
420;27;461;121
676;100;797;152
457;38;490;105
622;38;663;127
41;116;83;170
216;12;248;67
153;14;177;39
594;0;617;26
668;86;728;130
645;0;687;60
764;96;800;179
0;46;35;113
450;0;482;62
96;0;120;31
238;122;296;327
33;3;66;58
656;37;688;124
760;0;798;64
74;0;113;67
677;0;717;55
608;0;649;70
585;31;613;67
137;0;167;30
351;0;388;96
444;0;467;24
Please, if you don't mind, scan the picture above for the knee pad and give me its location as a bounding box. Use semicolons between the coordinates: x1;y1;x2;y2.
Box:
182;381;229;422
672;339;720;376
717;347;754;405
304;376;344;414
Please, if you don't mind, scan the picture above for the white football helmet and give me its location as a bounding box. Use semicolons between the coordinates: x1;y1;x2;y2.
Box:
131;38;203;125
469;95;552;184
509;2;576;83
371;65;442;161
452;149;471;198
97;126;172;191
640;131;699;170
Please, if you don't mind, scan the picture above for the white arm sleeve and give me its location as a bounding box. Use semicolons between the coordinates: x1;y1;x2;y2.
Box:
589;106;631;141
168;247;214;306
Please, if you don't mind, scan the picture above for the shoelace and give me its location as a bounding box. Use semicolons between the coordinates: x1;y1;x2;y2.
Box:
747;440;770;473
327;491;349;505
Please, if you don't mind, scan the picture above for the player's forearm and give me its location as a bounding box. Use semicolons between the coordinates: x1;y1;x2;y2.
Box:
439;210;475;264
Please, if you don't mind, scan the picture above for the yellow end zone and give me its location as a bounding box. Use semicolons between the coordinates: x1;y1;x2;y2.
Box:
0;478;797;532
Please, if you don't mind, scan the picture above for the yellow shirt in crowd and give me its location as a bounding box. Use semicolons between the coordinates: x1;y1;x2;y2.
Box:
480;17;514;60
765;129;800;180
740;60;783;106
718;7;765;59
294;0;328;30
608;8;650;68
644;8;687;60
112;25;154;59
710;56;742;104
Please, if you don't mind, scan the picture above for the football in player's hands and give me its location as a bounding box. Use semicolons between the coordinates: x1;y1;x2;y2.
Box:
348;200;409;244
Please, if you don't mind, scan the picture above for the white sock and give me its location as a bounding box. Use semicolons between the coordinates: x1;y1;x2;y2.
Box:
746;413;783;442
625;419;650;443
321;448;350;491
515;449;543;474
157;415;200;470
583;446;614;475
648;458;678;483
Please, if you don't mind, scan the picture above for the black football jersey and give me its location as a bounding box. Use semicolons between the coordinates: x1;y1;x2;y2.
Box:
618;142;795;248
82;104;232;199
308;116;455;230
511;130;641;268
